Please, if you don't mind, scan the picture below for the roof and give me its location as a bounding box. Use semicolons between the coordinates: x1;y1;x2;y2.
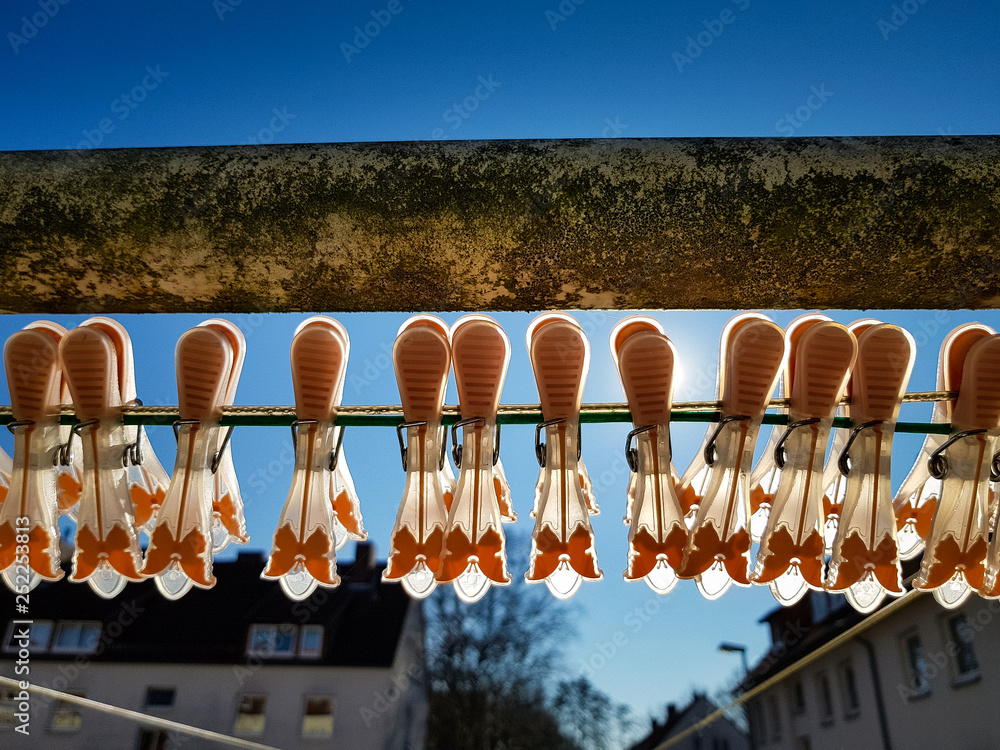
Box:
0;545;417;669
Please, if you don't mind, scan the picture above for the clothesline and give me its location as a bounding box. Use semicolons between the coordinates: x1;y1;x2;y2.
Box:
0;390;959;433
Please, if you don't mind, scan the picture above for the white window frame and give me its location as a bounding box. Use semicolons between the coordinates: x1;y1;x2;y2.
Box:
301;695;335;739
233;693;267;737
838;660;860;718
942;612;980;685
49;692;85;733
247;624;299;659
816;671;835;725
900;629;931;699
299;625;324;658
3;620;54;654
50;621;101;655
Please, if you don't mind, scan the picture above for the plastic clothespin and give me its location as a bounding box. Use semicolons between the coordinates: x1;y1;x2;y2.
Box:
142;325;238;598
294;317;367;550
610;316;688;594
825;324;915;613
816;319;882;554
747;314;832;543
677;314;785;600
384;316;454;598
893;324;995;561
24;321;83;519
80;317;170;533
196;319;249;553
0;447;11;507
436;315;512;602
525;313;602;599
59;325;145;598
262;318;348;600
913;334;1000;608
0;324;67;592
750;321;857;606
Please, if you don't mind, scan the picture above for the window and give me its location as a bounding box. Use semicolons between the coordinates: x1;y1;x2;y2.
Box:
233;694;267;736
839;661;860;716
51;621;101;654
137;728;171;750
3;620;54;653
1;688;18;728
767;695;781;740
299;625;324;658
903;631;930;697
50;693;85;732
302;696;334;738
750;700;766;743
144;688;176;709
816;672;834;724
247;624;298;658
946;614;979;681
792;680;805;714
795;738;812;750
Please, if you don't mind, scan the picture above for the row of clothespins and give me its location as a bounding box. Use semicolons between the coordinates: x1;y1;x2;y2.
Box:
1;313;999;613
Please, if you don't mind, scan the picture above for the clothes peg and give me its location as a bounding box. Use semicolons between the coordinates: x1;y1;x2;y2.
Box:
295;317;367;549
142;326;238;598
751;321;857;605
436;315;512;602
197;319;249;553
0;326;66;592
384;316;454;598
525;313;602;599
59;325;145;598
262;318;348;600
914;334;1000;607
80;317;170;533
817;319;882;553
611;316;688;594
825;324;915;613
894;324;995;560
747;314;832;543
609;317;682;529
677;314;785;599
24;321;82;519
0;448;10;506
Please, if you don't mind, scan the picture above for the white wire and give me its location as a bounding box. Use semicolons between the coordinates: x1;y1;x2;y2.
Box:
0;676;281;750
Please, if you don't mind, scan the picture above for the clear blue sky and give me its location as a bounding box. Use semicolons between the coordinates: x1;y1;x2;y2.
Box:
1;0;998;724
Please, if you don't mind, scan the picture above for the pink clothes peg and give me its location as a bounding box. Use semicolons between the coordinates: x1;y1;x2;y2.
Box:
436;315;512;602
296;317;366;549
894;324;995;561
747;314;832;543
525;313;602;599
24;321;82;519
263;318;348;600
611;316;688;594
142;325;238;598
59;326;145;598
80;317;170;533
0;325;66;592
197;319;249;553
751;321;857;606
914;334;1000;607
677;314;785;599
817;319;882;554
825;324;915;613
384;316;454;598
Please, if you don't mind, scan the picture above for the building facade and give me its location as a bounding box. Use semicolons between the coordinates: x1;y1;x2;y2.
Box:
744;587;1000;750
630;692;750;750
0;544;426;749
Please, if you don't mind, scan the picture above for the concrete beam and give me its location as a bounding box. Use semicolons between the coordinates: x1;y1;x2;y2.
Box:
0;137;998;313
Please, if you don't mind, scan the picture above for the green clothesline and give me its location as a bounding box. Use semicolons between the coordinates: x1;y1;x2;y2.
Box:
0;391;957;435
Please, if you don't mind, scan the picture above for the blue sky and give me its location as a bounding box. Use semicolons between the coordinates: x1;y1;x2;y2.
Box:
2;0;999;724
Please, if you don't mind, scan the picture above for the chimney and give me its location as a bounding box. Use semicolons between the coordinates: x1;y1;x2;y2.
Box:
350;541;376;583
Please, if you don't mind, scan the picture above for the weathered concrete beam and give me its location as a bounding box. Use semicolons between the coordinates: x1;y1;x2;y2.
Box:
0;137;998;313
